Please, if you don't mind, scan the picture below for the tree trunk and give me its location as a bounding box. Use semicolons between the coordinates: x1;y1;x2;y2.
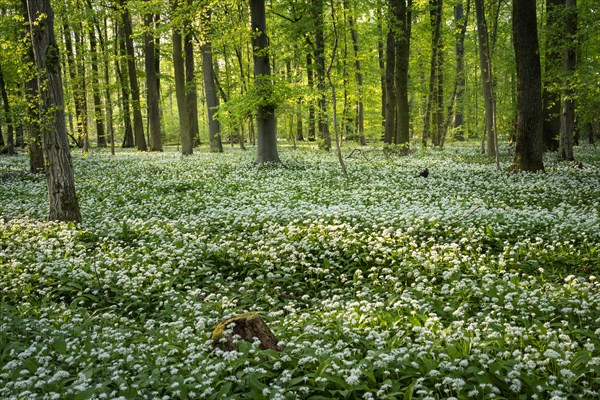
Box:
173;27;193;155
116;26;134;148
89;27;106;148
22;12;44;172
313;0;331;151
377;10;386;137
120;0;146;151
184;10;200;147
393;0;411;146
542;0;562;152
26;0;81;223
453;0;469;140
200;11;223;153
475;0;497;157
348;10;365;145
0;66;15;155
432;0;444;147
145;13;162;152
384;15;396;145
101;16;115;155
559;0;576;161
306;52;316;141
62;25;85;149
250;0;280;163
512;0;544;172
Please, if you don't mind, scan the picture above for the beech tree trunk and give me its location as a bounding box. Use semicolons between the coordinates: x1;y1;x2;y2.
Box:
559;0;577;161
116;26;134;148
0;66;15;155
306;52;316;141
250;0;280;163
348;11;365;145
384;17;396;145
26;0;81;223
542;0;562;152
200;13;223;153
120;0;146;151
62;24;85;149
184;8;200;147
89;27;106;148
145;12;162;152
173;27;193;155
453;1;469;139
393;0;411;146
512;0;544;171
313;0;331;151
475;0;497;157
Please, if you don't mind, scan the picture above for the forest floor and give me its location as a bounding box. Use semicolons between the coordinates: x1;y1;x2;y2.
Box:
0;143;599;399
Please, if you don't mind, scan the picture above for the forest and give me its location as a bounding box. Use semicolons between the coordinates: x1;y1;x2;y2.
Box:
0;0;599;399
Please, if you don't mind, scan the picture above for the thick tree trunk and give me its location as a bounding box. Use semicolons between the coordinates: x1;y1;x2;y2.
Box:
559;0;577;161
0;66;15;155
512;0;544;172
89;28;105;148
250;0;280;163
173;28;193;155
26;0;81;223
475;0;497;157
200;20;223;153
393;0;411;146
542;0;562;152
144;13;162;152
313;0;331;151
120;0;146;151
432;0;444;147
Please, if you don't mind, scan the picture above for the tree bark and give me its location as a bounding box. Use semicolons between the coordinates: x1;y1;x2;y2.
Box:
116;26;134;148
542;0;562;152
200;11;223;153
61;24;85;149
26;0;81;223
392;0;411;146
89;27;106;148
512;0;544;171
348;8;365;145
475;0;497;157
559;0;577;161
313;0;331;151
145;12;162;152
250;0;280;163
453;0;469;139
173;27;193;155
184;7;200;147
306;52;316;141
119;0;146;151
384;14;396;145
0;66;15;155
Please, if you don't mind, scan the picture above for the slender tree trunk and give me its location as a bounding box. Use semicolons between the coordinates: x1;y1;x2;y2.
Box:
200;11;223;153
313;0;331;151
475;0;497;157
25;0;81;222
453;0;469;140
542;0;561;151
21;8;44;172
173;27;192;155
101;16;115;155
145;13;162;152
431;0;444;146
62;25;84;148
512;0;544;171
184;11;200;147
250;0;280;163
117;26;134;148
73;28;89;153
348;10;365;145
89;27;106;148
377;10;386;136
0;66;15;155
559;0;576;161
384;13;396;145
120;0;146;151
306;52;316;141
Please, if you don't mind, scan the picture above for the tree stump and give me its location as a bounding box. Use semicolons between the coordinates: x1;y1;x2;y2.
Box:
211;312;282;352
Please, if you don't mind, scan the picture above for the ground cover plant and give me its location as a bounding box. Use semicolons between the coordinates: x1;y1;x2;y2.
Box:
0;145;599;399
